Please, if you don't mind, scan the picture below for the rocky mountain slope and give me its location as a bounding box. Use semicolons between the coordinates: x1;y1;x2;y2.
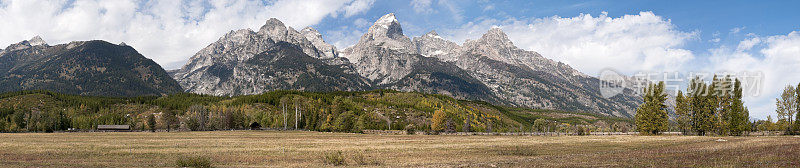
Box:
340;13;420;85
416;27;640;117
0;37;182;97
172;13;641;117
413;31;461;61
170;18;366;95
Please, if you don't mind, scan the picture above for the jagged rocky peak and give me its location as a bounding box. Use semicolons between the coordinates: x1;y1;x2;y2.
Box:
371;13;402;37
173;17;345;95
253;18;325;59
361;13;415;51
413;30;460;61
258;18;287;36
224;28;256;38
256;18;298;43
338;13;420;85
301;26;338;58
343;13;417;63
418;30;448;41
475;27;515;48
424;30;440;37
460;27;526;65
301;26;322;38
28;36;48;46
4;35;49;51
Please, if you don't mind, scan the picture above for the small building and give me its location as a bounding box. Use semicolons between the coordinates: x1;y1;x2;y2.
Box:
97;125;131;132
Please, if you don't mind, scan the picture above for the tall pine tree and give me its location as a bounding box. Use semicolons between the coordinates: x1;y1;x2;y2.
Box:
712;76;727;135
675;90;692;135
729;79;749;136
635;82;669;135
689;77;713;136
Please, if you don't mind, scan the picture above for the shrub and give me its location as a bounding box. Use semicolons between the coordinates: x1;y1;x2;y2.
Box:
404;124;416;135
175;156;213;168
352;152;381;166
575;126;586;136
322;151;346;166
425;130;439;135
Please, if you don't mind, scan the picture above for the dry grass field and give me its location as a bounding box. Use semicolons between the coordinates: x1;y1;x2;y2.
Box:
1;131;799;167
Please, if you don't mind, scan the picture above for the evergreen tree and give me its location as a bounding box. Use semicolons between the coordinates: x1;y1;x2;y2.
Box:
161;111;178;132
729;79;749;136
675;90;692;135
710;75;728;135
689;77;713;136
635;82;669;135
712;76;738;135
147;114;156;132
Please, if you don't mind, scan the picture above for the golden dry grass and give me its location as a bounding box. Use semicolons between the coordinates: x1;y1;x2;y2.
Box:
1;131;798;167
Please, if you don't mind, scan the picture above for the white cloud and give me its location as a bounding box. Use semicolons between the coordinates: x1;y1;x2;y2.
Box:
411;0;434;14
442;11;697;75
0;0;375;69
730;26;745;34
327;27;364;49
483;4;495;11
353;18;370;28
736;36;761;51
709;31;721;43
341;0;374;17
437;0;463;23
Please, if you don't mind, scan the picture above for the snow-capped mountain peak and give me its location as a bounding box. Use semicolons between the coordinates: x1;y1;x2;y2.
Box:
375;13;398;29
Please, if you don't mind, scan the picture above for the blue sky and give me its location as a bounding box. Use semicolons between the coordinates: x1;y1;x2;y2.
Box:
1;0;798;120
312;0;800;52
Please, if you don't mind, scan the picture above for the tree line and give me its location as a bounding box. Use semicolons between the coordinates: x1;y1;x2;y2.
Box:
636;75;750;136
0;89;635;134
0;90;513;133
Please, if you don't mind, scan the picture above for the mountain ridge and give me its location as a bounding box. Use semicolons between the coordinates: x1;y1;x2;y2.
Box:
170;13;642;117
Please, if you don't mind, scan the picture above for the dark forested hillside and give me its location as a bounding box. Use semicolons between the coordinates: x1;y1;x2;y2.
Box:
0;39;182;97
0;90;632;133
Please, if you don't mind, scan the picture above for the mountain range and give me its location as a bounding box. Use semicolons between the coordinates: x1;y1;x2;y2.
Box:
170;13;639;117
0;13;640;117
